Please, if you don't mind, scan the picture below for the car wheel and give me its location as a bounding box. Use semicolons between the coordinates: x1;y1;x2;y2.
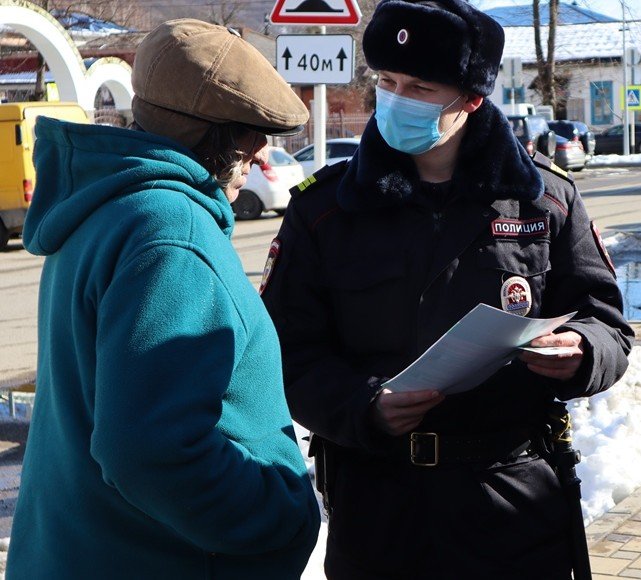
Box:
582;133;596;156
0;221;9;251
232;190;263;221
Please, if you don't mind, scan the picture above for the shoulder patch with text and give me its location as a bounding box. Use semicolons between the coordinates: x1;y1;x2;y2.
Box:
259;238;281;295
491;217;549;238
590;221;616;277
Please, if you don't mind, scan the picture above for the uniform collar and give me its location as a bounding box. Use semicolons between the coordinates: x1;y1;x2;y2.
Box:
336;100;544;212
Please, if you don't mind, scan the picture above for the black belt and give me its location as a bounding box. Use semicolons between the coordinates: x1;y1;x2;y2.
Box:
405;429;538;467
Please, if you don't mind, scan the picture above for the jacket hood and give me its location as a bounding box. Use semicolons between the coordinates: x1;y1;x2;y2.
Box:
337;99;544;212
23;117;234;255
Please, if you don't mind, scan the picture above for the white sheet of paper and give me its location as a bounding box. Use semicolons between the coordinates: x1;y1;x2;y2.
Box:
382;304;577;395
518;346;576;356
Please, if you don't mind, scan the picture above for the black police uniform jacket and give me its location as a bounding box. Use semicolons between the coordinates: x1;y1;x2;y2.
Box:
262;100;633;576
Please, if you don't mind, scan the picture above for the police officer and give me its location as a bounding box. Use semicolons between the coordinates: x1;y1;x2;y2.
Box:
261;0;633;578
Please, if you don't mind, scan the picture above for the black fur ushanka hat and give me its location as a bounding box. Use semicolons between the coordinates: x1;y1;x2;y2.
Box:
363;0;505;97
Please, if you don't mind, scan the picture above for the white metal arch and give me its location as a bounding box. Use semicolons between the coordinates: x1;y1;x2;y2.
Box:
0;0;87;104
85;58;133;110
0;0;133;111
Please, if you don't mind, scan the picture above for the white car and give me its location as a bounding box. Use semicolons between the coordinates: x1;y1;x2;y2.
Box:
292;138;360;178
232;147;305;220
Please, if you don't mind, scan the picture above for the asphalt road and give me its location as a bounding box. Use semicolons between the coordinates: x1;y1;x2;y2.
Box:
0;422;27;538
0;164;640;540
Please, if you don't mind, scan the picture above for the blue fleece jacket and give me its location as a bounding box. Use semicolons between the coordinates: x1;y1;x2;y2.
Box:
6;117;319;579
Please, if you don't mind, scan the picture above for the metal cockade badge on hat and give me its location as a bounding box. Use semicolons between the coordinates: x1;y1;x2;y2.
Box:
500;276;531;316
397;29;409;44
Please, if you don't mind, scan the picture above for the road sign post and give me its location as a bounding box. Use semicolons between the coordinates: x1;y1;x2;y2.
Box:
270;0;360;173
620;85;641;155
622;86;641;111
276;35;354;85
313;82;327;172
276;34;355;171
503;57;522;115
270;0;361;26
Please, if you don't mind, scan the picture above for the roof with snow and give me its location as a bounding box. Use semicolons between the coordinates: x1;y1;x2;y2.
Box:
50;10;130;34
485;3;641;64
0;72;55;85
487;2;617;26
502;20;641;63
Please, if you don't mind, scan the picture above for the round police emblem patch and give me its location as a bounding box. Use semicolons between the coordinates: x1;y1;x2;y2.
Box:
397;29;409;44
500;276;531;316
259;238;281;296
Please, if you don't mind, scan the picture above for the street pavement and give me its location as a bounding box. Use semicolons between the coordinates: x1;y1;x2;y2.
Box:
587;481;641;578
1;165;641;576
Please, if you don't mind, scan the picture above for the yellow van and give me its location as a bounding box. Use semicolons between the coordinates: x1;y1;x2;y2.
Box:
0;102;88;250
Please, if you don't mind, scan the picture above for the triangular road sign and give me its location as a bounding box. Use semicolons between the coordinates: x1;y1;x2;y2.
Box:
627;89;641;107
270;0;361;25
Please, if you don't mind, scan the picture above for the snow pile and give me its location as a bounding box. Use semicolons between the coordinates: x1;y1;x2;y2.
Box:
587;154;641;168
572;345;641;523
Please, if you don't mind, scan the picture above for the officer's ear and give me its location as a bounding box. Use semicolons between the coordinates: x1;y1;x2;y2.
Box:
462;93;483;114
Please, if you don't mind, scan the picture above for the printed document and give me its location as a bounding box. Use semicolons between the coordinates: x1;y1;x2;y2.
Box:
383;303;576;395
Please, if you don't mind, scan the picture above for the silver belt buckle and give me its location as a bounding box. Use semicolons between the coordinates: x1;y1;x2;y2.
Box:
410;432;439;467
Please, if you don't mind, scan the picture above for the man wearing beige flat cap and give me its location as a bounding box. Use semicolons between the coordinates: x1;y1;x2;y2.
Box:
7;19;319;580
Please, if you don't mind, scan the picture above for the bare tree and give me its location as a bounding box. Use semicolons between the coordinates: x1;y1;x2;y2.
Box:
12;0;144;101
29;0;50;101
532;0;559;113
5;0;141;101
47;0;142;28
202;1;243;27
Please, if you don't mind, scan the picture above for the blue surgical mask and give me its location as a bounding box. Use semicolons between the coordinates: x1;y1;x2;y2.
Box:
375;85;462;155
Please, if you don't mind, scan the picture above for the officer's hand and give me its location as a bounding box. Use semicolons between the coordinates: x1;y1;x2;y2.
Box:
518;331;584;381
370;389;445;437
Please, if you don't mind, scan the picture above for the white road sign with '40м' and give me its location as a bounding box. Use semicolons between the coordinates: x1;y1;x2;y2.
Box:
276;35;354;85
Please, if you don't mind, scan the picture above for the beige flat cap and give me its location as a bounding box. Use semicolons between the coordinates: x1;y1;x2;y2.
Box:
131;20;309;148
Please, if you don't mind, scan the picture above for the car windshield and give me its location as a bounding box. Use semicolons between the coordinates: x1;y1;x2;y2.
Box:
269;148;297;166
293;146;314;162
509;118;525;137
528;116;549;134
328;142;359;158
549;123;575;139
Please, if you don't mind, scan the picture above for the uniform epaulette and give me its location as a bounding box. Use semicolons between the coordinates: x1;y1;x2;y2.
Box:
531;153;574;185
290;160;349;198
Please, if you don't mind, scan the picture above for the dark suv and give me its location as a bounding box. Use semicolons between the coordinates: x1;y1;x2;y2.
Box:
507;115;556;158
548;120;596;157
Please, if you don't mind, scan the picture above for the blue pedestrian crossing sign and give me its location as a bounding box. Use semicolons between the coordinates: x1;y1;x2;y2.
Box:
621;85;641;110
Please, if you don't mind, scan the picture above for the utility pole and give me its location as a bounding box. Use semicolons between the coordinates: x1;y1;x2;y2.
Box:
622;0;630;155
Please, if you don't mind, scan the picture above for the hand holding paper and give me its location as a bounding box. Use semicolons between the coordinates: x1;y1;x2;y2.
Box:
371;389;446;436
519;346;576;356
382;304;577;395
518;330;584;381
